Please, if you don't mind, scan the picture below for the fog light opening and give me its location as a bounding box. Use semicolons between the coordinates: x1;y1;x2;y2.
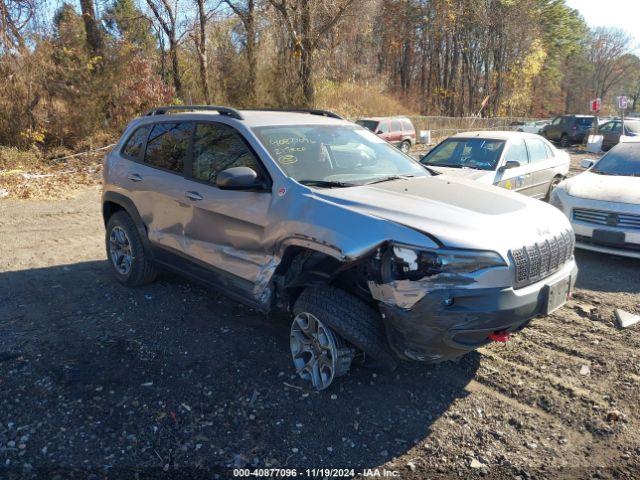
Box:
443;297;454;306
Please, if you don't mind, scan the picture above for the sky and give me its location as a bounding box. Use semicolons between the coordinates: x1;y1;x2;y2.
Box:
566;0;640;53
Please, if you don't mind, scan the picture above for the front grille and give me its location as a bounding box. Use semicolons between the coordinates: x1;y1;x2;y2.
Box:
573;208;640;230
511;230;575;288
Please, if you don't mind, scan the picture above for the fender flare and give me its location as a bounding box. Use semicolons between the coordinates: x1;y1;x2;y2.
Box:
102;191;153;253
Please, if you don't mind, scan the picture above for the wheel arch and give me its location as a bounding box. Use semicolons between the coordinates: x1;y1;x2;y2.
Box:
102;191;152;252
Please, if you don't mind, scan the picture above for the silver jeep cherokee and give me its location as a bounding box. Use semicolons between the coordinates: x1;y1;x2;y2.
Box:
102;106;578;390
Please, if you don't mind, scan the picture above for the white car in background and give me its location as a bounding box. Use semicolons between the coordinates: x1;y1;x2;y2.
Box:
515;119;550;134
550;143;640;258
420;131;570;200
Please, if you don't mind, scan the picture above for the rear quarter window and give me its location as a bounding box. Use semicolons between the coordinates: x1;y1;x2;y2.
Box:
121;126;150;160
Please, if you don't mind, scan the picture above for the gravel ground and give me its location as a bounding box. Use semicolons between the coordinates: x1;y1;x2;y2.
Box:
1;148;639;479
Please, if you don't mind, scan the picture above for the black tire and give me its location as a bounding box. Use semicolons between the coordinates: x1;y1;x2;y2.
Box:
294;287;397;371
560;134;569;148
545;176;563;202
106;211;157;286
399;140;411;154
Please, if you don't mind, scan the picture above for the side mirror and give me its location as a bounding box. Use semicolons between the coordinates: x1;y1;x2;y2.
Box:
216;166;263;190
580;158;595;169
499;160;520;172
375;130;383;135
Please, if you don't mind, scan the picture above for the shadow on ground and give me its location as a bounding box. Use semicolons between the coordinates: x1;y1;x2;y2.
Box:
0;261;479;478
574;249;640;294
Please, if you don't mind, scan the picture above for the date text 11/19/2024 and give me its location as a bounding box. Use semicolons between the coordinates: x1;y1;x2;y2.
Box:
232;468;401;477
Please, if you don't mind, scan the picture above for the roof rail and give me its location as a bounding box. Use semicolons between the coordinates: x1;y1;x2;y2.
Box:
247;108;344;120
145;105;244;120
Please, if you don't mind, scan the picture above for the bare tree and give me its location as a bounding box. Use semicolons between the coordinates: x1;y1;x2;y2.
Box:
0;0;36;53
192;0;211;102
79;0;103;54
588;27;633;104
223;0;257;103
145;0;183;98
269;0;357;106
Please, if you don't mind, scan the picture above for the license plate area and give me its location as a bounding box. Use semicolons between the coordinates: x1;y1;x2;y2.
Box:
592;229;625;247
544;276;571;315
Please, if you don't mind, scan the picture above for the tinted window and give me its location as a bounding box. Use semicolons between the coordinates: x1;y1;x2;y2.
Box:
591;144;640;176
551;117;562;125
192;123;261;184
144;123;192;172
526;139;549;163
576;117;595;127
390;120;402;132
504;139;529;164
421;138;505;171
122;126;150;159
356;120;378;132
599;122;614;132
611;122;622;133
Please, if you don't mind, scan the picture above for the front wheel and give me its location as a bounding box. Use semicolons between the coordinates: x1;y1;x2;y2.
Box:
106;211;157;286
560;134;569;148
399;140;411;154
292;287;396;389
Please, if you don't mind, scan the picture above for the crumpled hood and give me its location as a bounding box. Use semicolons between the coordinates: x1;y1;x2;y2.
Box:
314;176;571;257
566;171;640;204
428;166;495;183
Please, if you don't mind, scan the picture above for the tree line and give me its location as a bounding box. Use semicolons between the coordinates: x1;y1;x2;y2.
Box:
1;0;639;150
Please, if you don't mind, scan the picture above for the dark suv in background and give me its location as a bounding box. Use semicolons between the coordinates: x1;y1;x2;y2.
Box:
356;116;416;153
541;115;597;147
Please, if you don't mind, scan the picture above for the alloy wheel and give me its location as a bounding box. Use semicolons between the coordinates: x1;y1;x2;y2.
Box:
108;226;133;275
290;312;345;390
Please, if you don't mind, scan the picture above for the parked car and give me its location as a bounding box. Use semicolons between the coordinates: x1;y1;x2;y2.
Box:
420;131;570;200
594;119;640;151
103;106;577;390
541;115;597;147
514;119;550;134
550;143;640;259
356;116;416;153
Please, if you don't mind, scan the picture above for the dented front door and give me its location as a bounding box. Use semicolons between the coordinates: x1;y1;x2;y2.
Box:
181;122;273;296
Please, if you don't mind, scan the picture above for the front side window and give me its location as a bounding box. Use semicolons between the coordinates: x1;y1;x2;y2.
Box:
551;117;562;125
122;125;150;160
421;138;505;171
591;145;640;177
599;122;613;133
611;122;622;133
144;122;192;173
192;123;261;184
504;139;529;164
377;121;389;133
253;125;428;186
526;139;549;163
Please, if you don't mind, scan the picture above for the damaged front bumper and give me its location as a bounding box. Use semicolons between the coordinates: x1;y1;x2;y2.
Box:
377;260;578;362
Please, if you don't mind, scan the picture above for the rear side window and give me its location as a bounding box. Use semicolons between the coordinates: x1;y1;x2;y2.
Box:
504;139;529;164
401;119;414;132
192;123;261;184
526;139;549;163
390;119;402;132
122;126;150;160
144;122;192;173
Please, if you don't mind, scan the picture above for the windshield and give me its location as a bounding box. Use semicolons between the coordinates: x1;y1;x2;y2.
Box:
420;138;505;171
626;122;640;134
591;144;640;176
253;125;429;186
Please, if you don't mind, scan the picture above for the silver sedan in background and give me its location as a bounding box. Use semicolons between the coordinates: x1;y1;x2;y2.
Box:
420;131;570;200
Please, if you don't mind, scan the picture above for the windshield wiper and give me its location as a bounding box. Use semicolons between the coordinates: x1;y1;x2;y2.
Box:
298;179;356;188
428;163;464;169
363;174;416;185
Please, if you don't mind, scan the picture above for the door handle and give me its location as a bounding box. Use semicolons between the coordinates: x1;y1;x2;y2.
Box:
127;173;143;182
185;191;203;201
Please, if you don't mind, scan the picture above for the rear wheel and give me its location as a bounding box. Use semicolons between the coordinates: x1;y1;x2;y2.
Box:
106;211;157;286
399;140;411;154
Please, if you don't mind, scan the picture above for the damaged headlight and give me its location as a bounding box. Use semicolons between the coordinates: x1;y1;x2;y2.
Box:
380;244;506;281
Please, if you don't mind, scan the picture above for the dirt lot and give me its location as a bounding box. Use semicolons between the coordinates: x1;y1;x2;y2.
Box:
1;149;639;479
